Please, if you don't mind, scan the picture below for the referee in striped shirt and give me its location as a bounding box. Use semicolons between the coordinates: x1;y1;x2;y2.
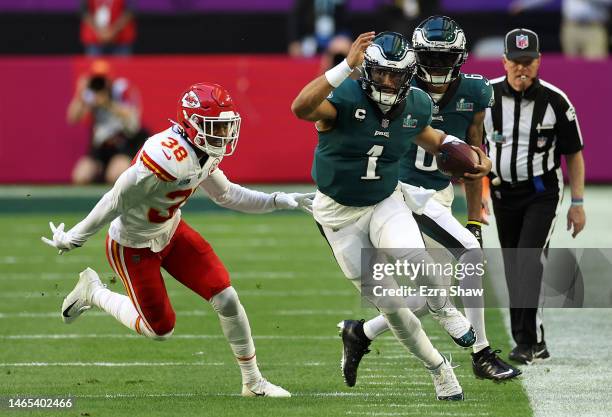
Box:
484;28;586;365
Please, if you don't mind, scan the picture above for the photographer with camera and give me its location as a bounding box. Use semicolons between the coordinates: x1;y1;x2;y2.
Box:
67;60;147;184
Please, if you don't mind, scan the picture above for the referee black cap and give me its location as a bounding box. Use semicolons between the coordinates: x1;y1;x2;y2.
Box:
504;28;540;60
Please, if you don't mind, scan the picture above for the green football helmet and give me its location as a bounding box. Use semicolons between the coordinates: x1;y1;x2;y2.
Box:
412;16;467;85
361;31;417;108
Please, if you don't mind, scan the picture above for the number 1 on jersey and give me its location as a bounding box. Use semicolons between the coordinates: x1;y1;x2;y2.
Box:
361;145;384;180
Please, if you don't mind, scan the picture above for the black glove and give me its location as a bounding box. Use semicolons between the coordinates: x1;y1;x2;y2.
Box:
466;220;483;248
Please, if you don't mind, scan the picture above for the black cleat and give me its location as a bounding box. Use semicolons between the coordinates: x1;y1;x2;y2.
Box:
472;346;522;381
338;319;371;387
509;342;551;365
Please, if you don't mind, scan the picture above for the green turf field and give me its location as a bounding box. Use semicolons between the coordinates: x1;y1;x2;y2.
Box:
0;211;532;417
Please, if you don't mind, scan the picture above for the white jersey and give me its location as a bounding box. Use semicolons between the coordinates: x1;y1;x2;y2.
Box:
69;125;280;253
109;126;220;251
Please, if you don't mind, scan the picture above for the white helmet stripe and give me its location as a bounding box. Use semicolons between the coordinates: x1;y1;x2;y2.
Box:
366;44;416;69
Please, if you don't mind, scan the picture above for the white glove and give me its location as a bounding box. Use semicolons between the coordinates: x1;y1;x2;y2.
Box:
41;222;82;254
274;192;315;214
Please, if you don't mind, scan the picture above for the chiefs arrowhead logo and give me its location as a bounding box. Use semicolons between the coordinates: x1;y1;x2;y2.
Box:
182;91;201;108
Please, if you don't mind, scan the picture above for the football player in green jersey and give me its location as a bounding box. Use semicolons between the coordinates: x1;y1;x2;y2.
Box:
339;17;521;384
292;31;491;401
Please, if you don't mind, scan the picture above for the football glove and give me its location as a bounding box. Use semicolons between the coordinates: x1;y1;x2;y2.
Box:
41;222;82;255
274;192;315;214
465;220;483;248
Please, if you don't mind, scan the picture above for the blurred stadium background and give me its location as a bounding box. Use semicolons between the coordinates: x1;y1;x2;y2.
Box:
0;1;611;417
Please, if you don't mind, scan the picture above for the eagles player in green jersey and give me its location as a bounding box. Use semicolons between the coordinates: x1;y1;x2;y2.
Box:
292;31;491;401
339;17;521;384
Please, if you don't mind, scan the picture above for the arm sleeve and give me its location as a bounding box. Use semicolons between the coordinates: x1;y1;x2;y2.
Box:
199;169;277;214
325;79;353;117
553;93;584;155
68;165;155;244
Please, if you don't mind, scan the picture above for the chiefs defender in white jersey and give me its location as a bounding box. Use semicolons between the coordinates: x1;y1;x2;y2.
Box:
41;82;314;397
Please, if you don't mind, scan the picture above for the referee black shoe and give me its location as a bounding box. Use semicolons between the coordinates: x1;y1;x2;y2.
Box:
509;342;551;365
472;347;522;381
337;319;371;387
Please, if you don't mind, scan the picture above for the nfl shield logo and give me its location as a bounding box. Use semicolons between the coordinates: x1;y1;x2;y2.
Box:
516;35;529;49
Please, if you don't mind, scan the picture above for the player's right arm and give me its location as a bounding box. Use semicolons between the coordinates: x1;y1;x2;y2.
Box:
41;164;155;253
291;32;375;127
41;139;174;253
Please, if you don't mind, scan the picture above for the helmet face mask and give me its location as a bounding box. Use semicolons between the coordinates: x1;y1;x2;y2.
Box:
361;31;417;109
177;83;241;158
185;111;241;158
412;16;467;86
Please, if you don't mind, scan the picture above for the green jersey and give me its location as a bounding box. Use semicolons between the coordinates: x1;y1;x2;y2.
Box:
312;79;433;207
399;73;494;190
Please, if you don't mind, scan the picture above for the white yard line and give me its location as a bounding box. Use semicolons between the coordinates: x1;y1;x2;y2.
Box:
0;334;340;340
0;289;354;298
0;362;224;367
0;310;208;319
0;309;358;319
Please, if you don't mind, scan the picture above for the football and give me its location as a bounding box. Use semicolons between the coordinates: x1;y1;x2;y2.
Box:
435;141;480;178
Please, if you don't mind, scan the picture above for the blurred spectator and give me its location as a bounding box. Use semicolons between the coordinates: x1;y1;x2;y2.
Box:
510;0;611;59
66;60;148;184
288;0;350;57
80;0;137;56
319;34;352;73
374;0;440;37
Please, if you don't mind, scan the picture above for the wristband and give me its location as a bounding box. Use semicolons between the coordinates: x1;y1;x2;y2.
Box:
442;135;463;145
324;59;353;88
466;220;483;227
571;198;583;206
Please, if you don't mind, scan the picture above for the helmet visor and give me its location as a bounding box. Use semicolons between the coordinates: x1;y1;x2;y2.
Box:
370;67;411;92
415;51;463;70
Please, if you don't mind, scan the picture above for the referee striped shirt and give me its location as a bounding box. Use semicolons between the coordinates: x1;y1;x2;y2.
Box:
484;77;583;183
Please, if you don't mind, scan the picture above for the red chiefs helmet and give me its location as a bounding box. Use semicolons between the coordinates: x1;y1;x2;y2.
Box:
177;82;241;157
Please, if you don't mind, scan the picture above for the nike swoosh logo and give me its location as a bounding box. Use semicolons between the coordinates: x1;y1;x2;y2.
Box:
494;369;515;377
62;300;78;317
246;388;265;397
162;149;172;160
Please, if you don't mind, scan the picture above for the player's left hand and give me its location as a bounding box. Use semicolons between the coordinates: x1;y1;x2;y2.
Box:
466;220;483;248
274;192;315;214
463;147;492;180
41;222;81;255
567;205;585;238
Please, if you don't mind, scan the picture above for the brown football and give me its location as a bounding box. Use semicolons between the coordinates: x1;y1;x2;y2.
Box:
435;141;480;178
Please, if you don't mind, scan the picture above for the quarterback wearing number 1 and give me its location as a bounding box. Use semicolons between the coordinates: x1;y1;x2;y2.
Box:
340;16;521;385
42;82;314;397
292;31;491;400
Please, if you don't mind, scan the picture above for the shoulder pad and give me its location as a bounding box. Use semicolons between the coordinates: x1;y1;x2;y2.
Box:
409;86;434;110
139;130;181;182
460;74;494;109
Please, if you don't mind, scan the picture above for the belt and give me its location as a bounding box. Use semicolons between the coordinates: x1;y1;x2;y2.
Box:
490;170;557;191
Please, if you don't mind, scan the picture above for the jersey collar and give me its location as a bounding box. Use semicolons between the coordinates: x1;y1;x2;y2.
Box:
415;76;462;111
501;76;541;100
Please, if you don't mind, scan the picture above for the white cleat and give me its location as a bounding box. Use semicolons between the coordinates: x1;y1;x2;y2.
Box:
241;378;291;398
429;356;464;401
429;304;476;348
61;267;104;324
